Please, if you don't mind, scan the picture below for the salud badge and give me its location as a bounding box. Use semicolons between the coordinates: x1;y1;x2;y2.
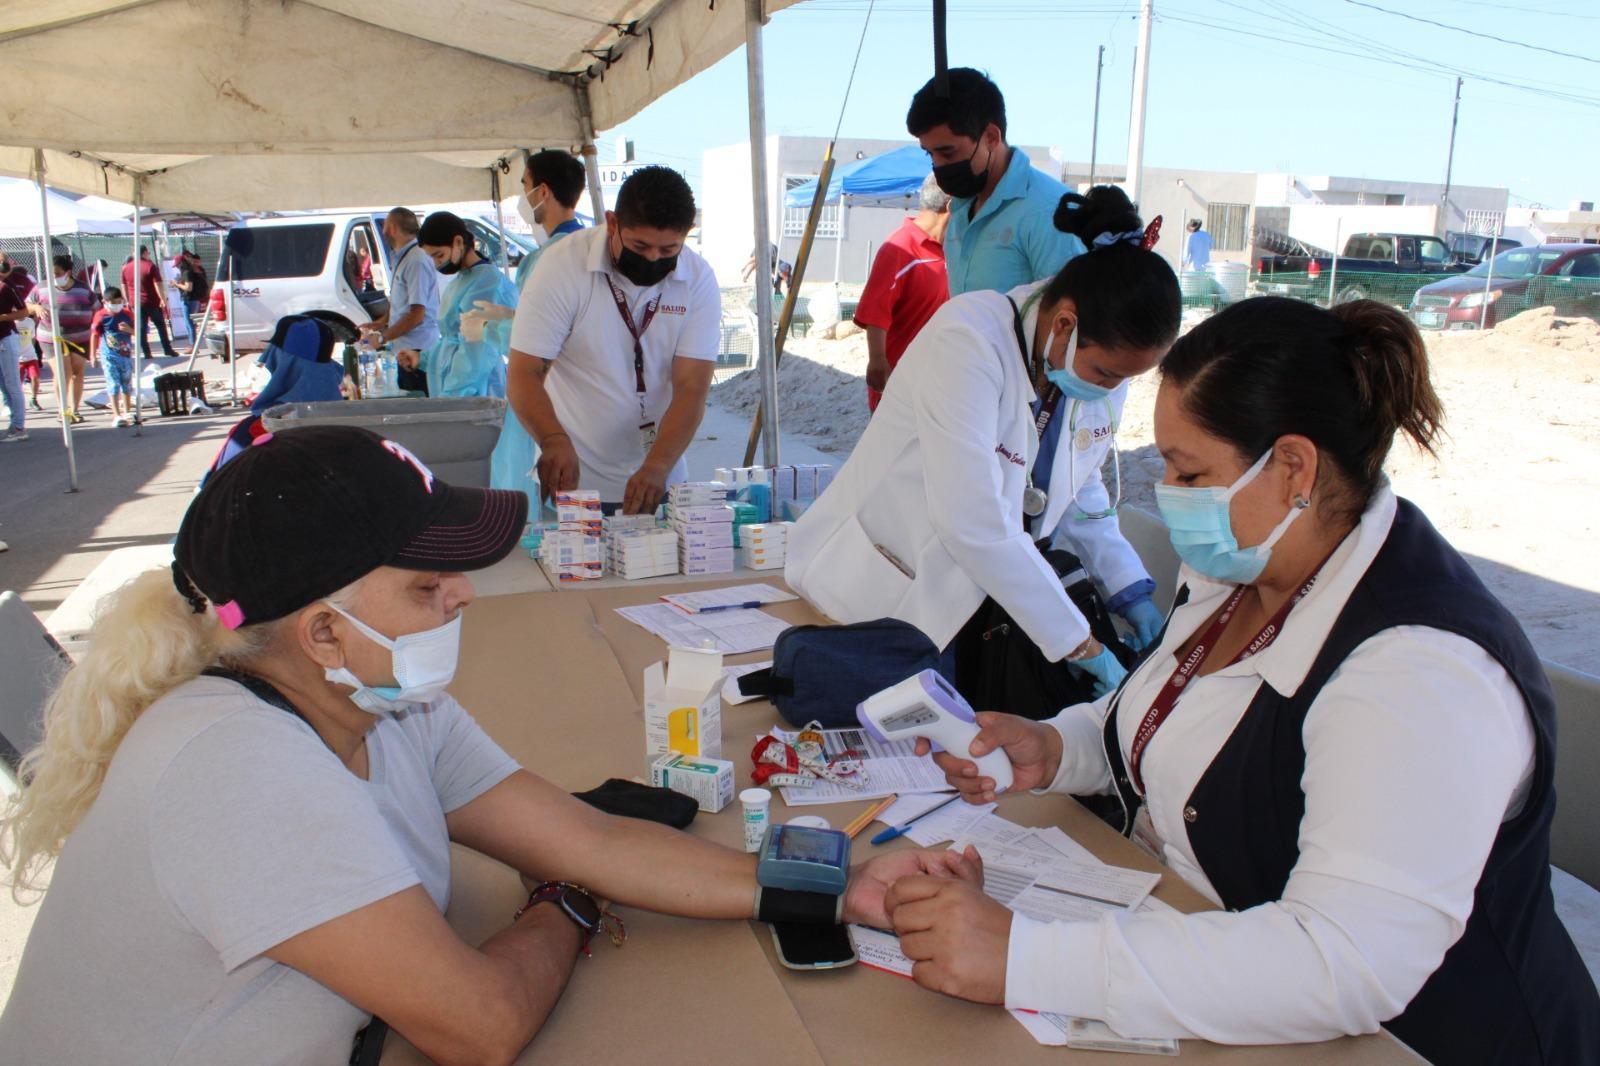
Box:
638;421;658;451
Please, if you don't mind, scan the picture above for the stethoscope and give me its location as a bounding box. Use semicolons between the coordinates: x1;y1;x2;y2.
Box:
1013;289;1123;523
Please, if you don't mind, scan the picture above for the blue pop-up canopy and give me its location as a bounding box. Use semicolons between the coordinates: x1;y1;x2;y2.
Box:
783;144;931;208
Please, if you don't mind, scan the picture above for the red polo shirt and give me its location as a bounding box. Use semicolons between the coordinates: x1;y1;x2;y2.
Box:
853;217;948;410
121;257;165;308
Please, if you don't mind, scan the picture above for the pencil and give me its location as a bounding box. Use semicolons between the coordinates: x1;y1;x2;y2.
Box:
844;794;898;839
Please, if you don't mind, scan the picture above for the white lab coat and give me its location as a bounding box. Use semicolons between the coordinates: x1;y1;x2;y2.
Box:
786;283;1149;660
1046;394;1152;603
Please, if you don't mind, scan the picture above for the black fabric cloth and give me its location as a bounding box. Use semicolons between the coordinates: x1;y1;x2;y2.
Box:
951;541;1136;720
572;778;698;829
1100;499;1599;1065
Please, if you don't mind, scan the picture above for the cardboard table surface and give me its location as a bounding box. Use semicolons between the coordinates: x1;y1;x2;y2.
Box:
384;582;1421;1065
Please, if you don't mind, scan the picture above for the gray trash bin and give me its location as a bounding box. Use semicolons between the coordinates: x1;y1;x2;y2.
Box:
261;397;506;488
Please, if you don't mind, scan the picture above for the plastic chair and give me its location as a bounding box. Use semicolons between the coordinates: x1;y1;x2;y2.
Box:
0;592;72;791
1547;662;1600;891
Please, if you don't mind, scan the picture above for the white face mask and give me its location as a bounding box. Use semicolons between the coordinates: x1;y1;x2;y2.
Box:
53;274;72;289
104;302;126;314
517;190;548;246
322;600;462;715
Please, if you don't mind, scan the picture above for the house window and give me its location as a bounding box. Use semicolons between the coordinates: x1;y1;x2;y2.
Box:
1205;203;1250;252
782;175;841;239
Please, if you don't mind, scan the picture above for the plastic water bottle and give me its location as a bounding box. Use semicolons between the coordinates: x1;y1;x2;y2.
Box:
380;352;399;396
357;351;378;396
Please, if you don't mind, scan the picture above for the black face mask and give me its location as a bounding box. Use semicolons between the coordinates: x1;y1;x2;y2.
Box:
614;244;677;288
436;239;466;276
931;141;991;199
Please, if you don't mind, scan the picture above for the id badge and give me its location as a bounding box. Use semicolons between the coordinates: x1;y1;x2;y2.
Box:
638;421;658;451
1130;805;1163;862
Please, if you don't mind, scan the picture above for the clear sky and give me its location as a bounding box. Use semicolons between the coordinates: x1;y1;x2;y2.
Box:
603;0;1599;209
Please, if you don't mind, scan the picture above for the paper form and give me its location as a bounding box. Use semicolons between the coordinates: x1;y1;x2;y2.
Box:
720;661;772;705
847;927;914;978
660;584;797;613
615;604;788;655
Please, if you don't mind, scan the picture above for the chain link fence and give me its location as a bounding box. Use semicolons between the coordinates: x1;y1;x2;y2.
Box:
0;234;223;286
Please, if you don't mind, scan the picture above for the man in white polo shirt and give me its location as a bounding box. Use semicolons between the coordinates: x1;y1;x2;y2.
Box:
507;166;720;514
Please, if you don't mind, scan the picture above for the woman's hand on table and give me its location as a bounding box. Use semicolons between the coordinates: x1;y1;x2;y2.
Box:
915;712;1063;803
841;844;983;930
885;875;1011;1004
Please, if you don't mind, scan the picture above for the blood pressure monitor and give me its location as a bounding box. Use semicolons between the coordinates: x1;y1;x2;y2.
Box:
754;824;857;970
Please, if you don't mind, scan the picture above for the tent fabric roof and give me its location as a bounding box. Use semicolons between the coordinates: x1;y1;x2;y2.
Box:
0;0;799;211
783;144;932;209
0;181;134;238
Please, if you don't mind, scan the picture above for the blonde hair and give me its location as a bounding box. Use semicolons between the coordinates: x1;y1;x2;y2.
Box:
1;569;273;900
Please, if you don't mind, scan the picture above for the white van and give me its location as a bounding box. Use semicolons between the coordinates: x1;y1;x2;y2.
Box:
206;211;532;352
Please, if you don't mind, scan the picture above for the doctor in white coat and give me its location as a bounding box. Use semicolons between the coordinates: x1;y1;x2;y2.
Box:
786;187;1181;696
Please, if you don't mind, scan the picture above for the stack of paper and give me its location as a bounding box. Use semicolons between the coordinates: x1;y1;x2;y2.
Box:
615;603;790;655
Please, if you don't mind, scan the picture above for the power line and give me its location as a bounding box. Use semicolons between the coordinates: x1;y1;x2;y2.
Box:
1339;0;1600;65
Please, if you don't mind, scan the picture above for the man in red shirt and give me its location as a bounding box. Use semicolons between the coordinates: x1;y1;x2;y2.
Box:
853;173;951;411
121;246;177;358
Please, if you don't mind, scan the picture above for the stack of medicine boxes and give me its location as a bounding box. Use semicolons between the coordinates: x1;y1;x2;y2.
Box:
736;522;789;571
605;514;678;580
666;482;735;576
724;464;835;521
540;490;604;582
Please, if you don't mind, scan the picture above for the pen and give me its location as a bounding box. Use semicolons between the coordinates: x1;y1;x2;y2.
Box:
695;600;763;613
870;793;962;846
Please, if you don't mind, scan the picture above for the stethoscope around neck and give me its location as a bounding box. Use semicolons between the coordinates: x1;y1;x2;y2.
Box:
1014;288;1122;523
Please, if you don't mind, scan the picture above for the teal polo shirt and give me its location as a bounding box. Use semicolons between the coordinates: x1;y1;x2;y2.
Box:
943;147;1085;296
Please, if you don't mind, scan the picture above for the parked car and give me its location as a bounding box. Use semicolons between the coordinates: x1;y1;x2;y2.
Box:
205;211;531;354
1446;230;1522;266
1409;243;1600;330
1257;232;1470;306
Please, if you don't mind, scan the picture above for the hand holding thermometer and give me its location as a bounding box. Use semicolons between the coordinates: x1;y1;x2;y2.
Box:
855;670;1014;794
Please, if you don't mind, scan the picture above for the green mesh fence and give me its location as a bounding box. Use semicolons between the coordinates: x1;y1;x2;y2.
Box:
1220;267;1600;329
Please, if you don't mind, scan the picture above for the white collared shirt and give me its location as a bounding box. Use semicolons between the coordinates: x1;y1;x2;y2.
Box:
1005;485;1536;1044
508;227;721;501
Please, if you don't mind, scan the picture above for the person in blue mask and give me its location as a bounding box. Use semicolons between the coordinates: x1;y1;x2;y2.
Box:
902;297;1598;1065
787;186;1179;712
398;212;516;399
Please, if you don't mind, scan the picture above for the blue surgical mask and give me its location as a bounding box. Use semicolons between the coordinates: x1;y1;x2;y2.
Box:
1154;450;1308;585
1041;327;1111;402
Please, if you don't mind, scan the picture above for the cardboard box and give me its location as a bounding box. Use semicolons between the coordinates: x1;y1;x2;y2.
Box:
643;646;724;759
737;548;786;571
648;752;735;813
667;503;734;525
815;465;836;494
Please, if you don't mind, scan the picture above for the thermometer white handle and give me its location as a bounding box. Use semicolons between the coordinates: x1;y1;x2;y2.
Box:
856;670;1015;793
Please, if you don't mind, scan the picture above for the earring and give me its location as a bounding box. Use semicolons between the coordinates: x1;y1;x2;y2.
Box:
1293;494;1311;509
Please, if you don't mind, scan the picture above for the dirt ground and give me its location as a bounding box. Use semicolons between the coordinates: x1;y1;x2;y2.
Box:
710;306;1600;673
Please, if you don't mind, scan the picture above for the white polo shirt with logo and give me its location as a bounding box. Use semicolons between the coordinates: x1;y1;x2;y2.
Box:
509;227;721;502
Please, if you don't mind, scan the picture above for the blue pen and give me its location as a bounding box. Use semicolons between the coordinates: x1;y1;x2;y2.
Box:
696;601;763;613
870;794;962;845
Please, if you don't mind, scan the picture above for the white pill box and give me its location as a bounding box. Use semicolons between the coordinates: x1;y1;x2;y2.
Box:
765;466;796;503
648;752;735;813
739;522;789;543
667;482;731;507
676;526;734;550
667;504;735;528
737;547;786;571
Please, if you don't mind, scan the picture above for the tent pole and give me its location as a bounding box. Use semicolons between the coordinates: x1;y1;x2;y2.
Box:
832;200;844;299
745;0;779;468
491;167;509;273
33;150;78;493
132;180;144;435
575;82;607;223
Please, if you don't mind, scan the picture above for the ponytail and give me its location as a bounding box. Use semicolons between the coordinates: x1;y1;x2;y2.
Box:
1;569;271;899
1038;186;1180;352
1161;296;1444;523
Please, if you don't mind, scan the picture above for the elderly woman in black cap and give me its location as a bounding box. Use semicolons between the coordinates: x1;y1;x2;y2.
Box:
1;425;977;1066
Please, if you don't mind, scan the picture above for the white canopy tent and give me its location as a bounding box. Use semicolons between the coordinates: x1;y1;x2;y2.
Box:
0;0;800;213
0;182;133;238
0;0;796;485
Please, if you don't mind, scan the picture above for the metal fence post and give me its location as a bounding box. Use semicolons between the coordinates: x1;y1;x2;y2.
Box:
1479;232;1500;330
1327;219;1342;307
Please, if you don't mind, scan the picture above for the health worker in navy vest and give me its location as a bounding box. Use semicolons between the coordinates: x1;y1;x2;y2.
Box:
0;426;979;1066
888;297;1598;1064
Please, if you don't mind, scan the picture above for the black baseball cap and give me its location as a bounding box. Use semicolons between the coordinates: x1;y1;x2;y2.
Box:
174;425;527;630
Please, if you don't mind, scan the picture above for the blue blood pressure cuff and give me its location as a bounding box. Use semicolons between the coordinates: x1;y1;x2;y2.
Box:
755;824;850;925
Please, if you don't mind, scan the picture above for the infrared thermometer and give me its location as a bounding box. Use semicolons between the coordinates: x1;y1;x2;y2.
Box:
855;670;1014;793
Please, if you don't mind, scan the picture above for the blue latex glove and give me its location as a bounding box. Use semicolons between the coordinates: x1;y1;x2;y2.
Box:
1119;595;1166;652
1068;646;1128;698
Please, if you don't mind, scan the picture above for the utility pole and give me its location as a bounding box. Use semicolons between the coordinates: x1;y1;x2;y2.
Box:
1088;45;1104;186
1126;0;1153;204
1439;76;1462;237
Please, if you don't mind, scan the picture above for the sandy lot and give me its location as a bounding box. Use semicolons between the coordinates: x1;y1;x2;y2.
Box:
711;306;1600;673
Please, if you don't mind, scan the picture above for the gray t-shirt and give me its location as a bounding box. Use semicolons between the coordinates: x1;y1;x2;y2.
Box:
0;675;518;1065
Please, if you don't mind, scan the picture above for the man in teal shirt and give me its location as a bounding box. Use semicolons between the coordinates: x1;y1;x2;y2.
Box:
906;68;1084;296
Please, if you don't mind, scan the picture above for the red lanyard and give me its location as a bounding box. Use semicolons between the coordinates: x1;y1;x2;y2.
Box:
604;275;660;396
1127;559;1330;793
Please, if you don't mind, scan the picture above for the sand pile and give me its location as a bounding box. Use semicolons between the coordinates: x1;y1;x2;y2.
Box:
1492;307;1600;352
711;331;871;454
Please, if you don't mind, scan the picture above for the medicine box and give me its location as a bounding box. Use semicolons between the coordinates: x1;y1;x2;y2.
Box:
793;465;818;501
677;527;734;550
815;465;836;494
766;465;796;503
737;548;785;571
648;752;735;813
667;503;734;525
643;646;724;760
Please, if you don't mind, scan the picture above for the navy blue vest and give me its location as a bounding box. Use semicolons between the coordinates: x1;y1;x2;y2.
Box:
1101;499;1599;1064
